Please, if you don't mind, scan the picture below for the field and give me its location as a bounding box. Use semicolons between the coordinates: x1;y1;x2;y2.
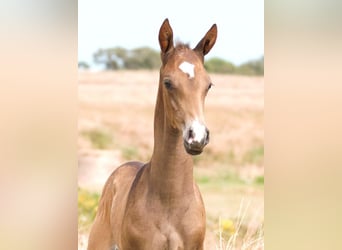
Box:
78;70;264;249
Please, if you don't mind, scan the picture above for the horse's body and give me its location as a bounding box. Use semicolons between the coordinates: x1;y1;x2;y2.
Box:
87;19;217;250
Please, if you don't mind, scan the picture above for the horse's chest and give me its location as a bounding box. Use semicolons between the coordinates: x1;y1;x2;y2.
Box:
122;209;204;249
123;225;202;250
159;220;205;249
122;192;205;249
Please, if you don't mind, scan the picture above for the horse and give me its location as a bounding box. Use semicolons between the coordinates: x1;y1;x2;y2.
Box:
87;18;217;250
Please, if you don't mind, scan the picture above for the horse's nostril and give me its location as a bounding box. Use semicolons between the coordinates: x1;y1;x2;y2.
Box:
205;128;210;142
188;128;194;140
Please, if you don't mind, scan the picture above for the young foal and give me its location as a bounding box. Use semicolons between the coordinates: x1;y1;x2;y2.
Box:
87;19;217;250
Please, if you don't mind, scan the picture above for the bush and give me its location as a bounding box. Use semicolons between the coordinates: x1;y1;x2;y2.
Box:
236;56;264;76
82;128;113;149
93;46;160;70
78;188;100;229
205;57;235;73
205;56;264;76
92;45;264;76
78;61;90;69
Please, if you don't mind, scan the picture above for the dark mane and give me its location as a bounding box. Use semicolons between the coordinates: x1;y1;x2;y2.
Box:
174;42;190;50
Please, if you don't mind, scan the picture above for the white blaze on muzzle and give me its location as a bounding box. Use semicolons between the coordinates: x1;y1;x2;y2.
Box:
183;119;207;144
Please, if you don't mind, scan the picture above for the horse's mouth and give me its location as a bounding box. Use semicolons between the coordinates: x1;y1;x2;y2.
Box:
186;148;203;155
184;142;204;155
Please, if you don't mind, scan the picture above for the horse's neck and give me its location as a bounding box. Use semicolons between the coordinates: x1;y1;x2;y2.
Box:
149;84;194;200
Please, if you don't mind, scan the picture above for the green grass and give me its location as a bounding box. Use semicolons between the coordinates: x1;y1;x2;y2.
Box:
78;188;100;230
194;148;236;166
195;169;247;188
81;128;113;149
78;178;264;249
254;175;264;185
120;146;139;161
81;128;143;161
194;145;264;167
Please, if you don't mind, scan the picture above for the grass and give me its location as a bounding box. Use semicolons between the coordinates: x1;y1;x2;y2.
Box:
193;148;236;166
77;186;264;249
78;71;264;249
81;128;113;149
216;199;264;250
194;145;264;167
194;167;252;188
254;176;264;185
81;127;147;162
193;168;263;249
120;146;140;161
242;145;264;165
78;163;264;248
78;188;100;231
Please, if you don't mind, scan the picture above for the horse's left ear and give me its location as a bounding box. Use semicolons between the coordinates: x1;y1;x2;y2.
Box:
194;24;217;57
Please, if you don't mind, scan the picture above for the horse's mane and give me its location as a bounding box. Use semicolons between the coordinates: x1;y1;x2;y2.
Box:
174;42;190;51
162;42;192;63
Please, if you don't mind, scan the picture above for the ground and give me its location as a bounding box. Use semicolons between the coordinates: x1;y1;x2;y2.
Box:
78;70;264;249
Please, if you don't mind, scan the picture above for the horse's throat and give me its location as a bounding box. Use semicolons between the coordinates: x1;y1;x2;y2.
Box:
149;86;194;196
152;86;191;164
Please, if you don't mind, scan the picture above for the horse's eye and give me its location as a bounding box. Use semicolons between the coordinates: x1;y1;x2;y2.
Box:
164;79;173;90
208;83;214;91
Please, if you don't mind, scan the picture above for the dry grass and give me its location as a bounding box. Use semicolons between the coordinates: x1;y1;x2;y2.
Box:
216;199;264;250
78;70;264;249
78;70;263;167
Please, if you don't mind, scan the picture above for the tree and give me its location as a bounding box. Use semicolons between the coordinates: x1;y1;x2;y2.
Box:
93;47;160;70
123;47;160;69
78;61;90;69
93;46;264;76
93;48;125;70
236;56;264;76
204;57;235;73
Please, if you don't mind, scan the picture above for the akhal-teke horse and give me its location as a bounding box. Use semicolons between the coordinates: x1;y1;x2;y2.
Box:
88;18;217;250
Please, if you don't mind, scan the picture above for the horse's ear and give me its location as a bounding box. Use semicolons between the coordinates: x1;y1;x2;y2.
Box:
194;24;217;57
159;18;174;54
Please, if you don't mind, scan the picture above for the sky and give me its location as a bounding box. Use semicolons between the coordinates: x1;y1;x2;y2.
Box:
78;0;264;67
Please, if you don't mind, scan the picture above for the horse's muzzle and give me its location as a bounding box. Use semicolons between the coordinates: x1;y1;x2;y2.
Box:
183;121;209;155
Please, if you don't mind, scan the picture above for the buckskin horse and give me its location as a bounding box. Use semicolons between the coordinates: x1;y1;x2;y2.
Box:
87;18;217;250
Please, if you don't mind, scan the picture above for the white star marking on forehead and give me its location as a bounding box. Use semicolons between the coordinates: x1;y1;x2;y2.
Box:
179;61;195;78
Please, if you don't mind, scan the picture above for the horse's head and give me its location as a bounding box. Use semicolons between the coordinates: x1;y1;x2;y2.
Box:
158;19;217;155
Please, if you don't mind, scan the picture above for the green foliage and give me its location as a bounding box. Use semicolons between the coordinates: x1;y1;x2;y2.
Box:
125;47;161;69
195;170;245;187
236;56;264;76
121;146;139;161
93;48;120;70
194;149;236;166
78;61;90;69
78;188;100;229
254;175;264;185
205;57;235;73
92;46;263;76
197;175;210;184
82;128;113;149
205;56;264;75
93;46;160;70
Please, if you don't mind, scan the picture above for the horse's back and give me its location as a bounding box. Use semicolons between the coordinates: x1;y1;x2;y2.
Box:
87;161;144;250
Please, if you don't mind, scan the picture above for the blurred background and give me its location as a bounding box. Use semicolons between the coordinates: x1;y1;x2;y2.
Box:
78;0;264;249
2;1;342;250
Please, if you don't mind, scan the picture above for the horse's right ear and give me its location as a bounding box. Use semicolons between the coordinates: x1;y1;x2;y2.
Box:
159;18;174;54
